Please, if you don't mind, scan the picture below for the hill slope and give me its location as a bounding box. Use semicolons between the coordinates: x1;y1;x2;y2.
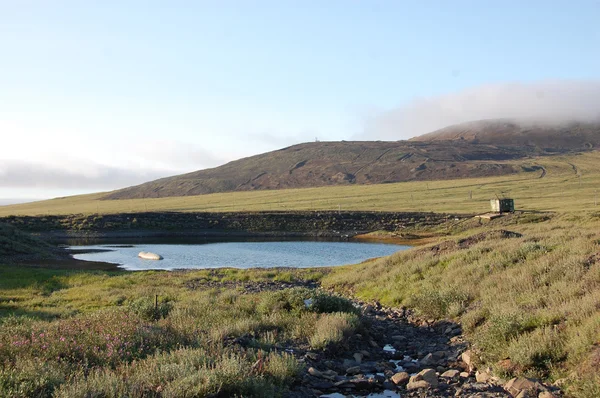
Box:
102;120;600;200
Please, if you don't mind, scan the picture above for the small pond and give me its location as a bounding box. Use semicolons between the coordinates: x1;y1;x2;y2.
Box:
69;238;408;271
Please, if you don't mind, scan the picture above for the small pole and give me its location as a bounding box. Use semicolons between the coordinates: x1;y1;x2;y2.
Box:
154;294;159;320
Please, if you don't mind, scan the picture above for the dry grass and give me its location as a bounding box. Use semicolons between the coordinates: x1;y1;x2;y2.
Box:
2;152;600;216
321;212;600;396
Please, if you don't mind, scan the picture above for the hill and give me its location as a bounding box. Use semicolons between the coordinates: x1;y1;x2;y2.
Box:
412;119;600;149
103;119;600;200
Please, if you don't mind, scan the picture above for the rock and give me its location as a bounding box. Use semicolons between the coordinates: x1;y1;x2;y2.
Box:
305;352;318;360
391;335;406;342
418;368;439;387
441;369;460;378
360;350;370;358
391;371;410;385
138;251;163;260
538;392;556;398
342;359;355;368
433;350;448;360
353;352;363;364
406;380;431;390
420;353;435;366
310;380;334;390
504;377;544;397
308;367;323;378
346;366;361;375
460;372;470;378
476;370;491;383
461;350;475;371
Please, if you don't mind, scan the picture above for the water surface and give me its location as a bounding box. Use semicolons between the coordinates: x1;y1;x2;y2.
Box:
70;240;407;271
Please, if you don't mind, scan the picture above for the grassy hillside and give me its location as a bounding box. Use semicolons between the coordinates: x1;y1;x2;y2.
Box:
0;223;55;258
322;212;600;397
1;152;599;216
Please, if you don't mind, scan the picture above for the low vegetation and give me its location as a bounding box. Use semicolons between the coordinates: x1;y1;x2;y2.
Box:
322;212;600;397
1;152;600;216
0;267;359;397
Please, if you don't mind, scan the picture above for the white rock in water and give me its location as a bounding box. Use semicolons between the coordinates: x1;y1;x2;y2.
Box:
138;251;163;260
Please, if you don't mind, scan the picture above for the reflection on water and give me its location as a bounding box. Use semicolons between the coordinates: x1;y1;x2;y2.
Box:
69;239;408;271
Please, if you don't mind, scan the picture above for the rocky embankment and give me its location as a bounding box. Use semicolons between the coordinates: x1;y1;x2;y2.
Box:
291;302;560;398
185;278;561;398
0;211;465;239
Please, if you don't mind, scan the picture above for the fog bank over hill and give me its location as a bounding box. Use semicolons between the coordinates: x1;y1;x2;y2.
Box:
363;80;600;140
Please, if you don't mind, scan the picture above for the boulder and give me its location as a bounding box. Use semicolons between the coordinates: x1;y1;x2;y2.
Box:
138;251;163;260
391;371;410;385
441;369;460;378
476;370;491;383
504;377;544;397
406;380;431;390
461;350;475;372
408;368;439;389
308;367;323;378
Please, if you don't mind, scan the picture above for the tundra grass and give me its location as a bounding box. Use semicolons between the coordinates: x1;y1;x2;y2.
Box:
1;152;600;216
321;211;600;397
0;267;355;397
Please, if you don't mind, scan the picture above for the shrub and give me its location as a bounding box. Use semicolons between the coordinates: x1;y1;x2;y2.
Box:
0;358;67;398
409;289;470;319
507;327;566;375
258;287;357;316
128;296;173;321
309;312;359;350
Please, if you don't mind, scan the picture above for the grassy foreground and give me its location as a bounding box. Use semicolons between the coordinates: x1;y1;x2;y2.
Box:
0;267;357;397
323;211;600;397
1;152;600;216
1;212;599;396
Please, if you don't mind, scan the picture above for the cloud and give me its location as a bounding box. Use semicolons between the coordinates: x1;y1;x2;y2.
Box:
362;80;600;140
0;159;171;190
134;141;227;170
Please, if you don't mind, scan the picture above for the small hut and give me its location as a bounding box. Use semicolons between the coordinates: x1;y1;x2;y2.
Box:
490;198;514;214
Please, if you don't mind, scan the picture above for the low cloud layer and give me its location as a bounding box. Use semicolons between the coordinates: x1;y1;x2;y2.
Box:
363;80;600;140
0;160;171;191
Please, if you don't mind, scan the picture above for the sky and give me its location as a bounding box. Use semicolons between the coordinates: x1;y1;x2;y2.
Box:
1;1;599;203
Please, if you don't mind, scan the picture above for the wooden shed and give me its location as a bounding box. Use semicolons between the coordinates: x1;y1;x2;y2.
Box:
490;199;514;214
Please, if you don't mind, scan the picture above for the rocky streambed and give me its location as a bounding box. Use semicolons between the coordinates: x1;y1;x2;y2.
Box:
186;279;561;398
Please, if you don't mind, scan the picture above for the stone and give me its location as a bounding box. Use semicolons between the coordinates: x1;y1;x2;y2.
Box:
305;352;318;360
538;392;556;398
342;359;355;368
390;371;410;385
504;377;544;397
420;353;435;366
406;380;431;390
353;352;363;364
476;370;491;383
308;367;323;377
418;368;439;387
461;350;475;372
460;372;470;378
441;369;460;378
346;366;361;375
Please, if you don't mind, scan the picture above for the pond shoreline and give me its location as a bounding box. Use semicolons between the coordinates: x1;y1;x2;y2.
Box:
1;210;467;241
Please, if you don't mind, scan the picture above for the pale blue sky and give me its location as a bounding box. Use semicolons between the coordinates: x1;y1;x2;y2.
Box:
1;1;599;202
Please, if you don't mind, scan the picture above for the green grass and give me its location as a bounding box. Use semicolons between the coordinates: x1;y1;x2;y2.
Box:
321;212;600;396
2;152;600;216
0;267;359;397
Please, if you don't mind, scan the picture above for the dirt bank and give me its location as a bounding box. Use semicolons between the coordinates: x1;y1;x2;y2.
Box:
0;211;467;240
